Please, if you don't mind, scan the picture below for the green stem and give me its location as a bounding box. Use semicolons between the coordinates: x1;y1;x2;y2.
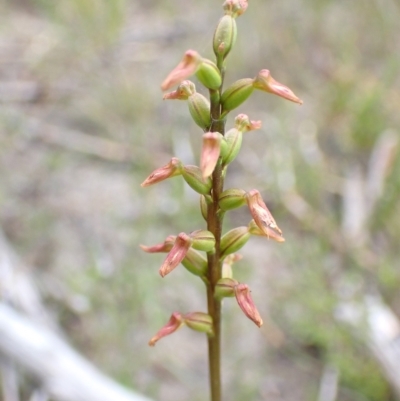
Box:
206;85;225;401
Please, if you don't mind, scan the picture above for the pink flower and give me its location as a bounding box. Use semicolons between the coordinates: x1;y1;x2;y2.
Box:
234;283;263;327
253;69;303;105
200;132;221;179
141;158;182;187
234;114;262;132
248;220;285;243
161;50;202;91
149;312;184;346
159;233;192;277
246;189;282;237
163;80;196;100
140;235;176;253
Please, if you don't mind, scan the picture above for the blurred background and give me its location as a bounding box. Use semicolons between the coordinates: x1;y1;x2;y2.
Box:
1;0;400;400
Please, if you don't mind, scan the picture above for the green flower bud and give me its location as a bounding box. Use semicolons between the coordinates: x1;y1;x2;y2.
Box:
190;230;216;252
219;188;247;211
196;59;222;90
221;78;254;116
215;277;239;299
213;15;237;60
188;92;211;130
183;312;214;336
182;165;212;195
181;248;208;277
221;127;242;165
200;195;209;220
220;226;251;258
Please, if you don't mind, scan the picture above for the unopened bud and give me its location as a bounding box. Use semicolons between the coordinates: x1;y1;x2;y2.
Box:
222;253;243;278
149;312;184;346
201;132;222;179
220;127;242;165
253;69;303;105
219;188;246;211
234;283;263;327
220;226;251;258
182;165;212;195
159;233;192;277
215;277;239;299
213;14;237;60
245;189;282;237
189;230;216;252
183;312;214;336
196;59;222;90
221;78;254;116
200;195;210;220
188;92;211;130
181;248;208;277
141;158;182;187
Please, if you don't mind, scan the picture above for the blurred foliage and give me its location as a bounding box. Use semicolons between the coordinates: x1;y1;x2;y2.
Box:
1;0;400;401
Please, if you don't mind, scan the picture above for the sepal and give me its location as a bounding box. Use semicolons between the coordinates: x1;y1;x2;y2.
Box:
220;226;251;258
220;127;242;165
221;78;254;115
200;195;209;220
182;165;212;195
188;92;211;130
215;277;238;299
189;230;216;252
183;312;214;336
196;59;222;90
181;248;208;277
222;253;243;278
213;14;237;60
219;188;247;211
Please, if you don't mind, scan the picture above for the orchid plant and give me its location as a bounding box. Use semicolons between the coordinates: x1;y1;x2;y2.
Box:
141;1;302;400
